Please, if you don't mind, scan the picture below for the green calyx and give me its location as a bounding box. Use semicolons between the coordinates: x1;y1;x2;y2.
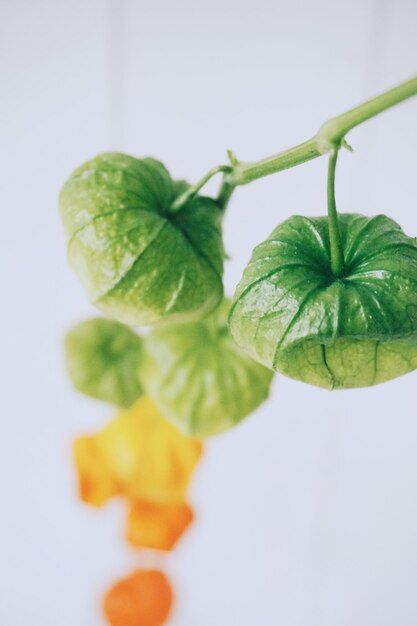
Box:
229;213;417;389
65;318;143;407
139;300;274;436
66;303;273;437
59;153;225;327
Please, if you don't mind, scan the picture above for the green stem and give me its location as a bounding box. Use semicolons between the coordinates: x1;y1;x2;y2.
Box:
226;75;417;186
317;75;417;145
228;138;321;185
170;76;417;211
170;164;231;211
216;179;235;212
327;149;344;277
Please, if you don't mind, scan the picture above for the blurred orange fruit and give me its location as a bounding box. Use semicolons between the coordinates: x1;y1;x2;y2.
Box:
103;569;173;626
73;435;120;506
74;396;202;507
126;500;194;551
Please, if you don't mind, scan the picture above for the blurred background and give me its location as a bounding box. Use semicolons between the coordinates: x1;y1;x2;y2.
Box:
2;0;417;624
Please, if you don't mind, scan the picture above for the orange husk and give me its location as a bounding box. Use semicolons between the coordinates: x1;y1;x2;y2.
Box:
103;569;173;626
73;435;120;507
73;396;202;507
126;500;194;551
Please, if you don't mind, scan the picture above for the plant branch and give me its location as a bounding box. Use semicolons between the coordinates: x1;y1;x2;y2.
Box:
171;76;417;209
226;75;417;185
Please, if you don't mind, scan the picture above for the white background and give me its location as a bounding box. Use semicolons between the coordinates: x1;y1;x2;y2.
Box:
1;1;417;624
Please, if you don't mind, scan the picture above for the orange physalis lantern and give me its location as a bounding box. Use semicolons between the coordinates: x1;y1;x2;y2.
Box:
126;500;194;551
73;435;120;507
73;396;202;507
103;569;173;626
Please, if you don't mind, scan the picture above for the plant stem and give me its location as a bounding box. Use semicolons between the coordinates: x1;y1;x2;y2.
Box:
171;75;417;210
327;149;344;277
317;75;417;145
170;164;231;211
216;179;235;212
226;75;417;186
228;138;322;186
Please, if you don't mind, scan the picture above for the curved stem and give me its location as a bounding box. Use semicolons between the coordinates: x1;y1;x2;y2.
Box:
327;149;344;277
170;164;231;211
